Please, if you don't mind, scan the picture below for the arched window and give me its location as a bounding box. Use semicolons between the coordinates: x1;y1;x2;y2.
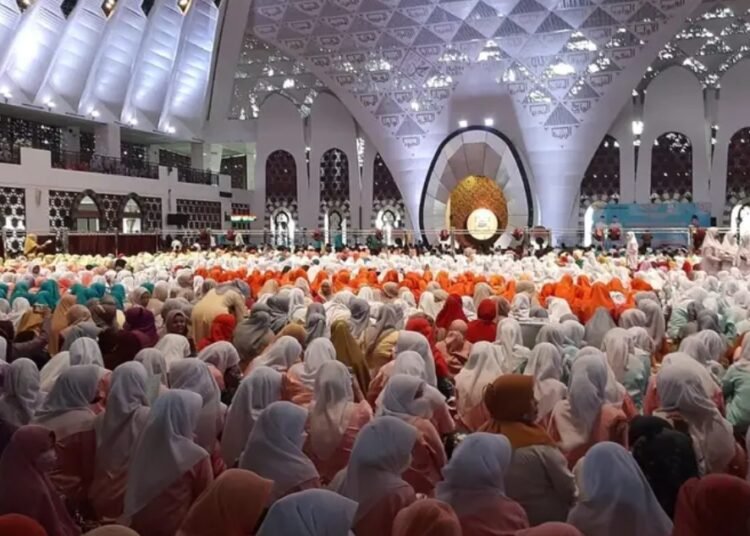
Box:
265;150;298;241
726;127;750;224
650;132;692;203
372;153;406;231
320;148;349;245
579;135;620;243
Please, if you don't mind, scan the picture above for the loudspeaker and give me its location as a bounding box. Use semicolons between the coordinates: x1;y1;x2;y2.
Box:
167;213;189;227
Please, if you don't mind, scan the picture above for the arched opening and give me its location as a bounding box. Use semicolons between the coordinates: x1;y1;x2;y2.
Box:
121;198;142;233
376;207;400;246
726;127;750;223
320;148;350;247
270;208;295;247
650;132;693;203
371;153;406;232
265;149;298;242
419;127;533;246
73;195;100;232
579;135;620;243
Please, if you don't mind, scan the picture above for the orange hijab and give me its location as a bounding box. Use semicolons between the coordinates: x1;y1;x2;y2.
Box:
179;469;272;536
479;375;555;449
392;499;462;536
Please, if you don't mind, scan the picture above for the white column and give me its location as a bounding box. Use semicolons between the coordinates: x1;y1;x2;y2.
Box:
94;123;121;158
191;142;223;171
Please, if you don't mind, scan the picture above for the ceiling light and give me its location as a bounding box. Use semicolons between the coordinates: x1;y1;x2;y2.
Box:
484;118;494;127
458;120;468;128
632;120;644;136
549;61;575;76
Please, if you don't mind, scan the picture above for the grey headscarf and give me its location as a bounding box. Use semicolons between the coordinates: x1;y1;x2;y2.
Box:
305;313;327;346
233;304;274;361
584;307;616;350
366;304;402;355
267;294;291;334
619;309;647;329
348;298;370;339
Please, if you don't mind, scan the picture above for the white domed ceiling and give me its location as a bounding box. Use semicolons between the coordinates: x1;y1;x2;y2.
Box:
225;0;710;237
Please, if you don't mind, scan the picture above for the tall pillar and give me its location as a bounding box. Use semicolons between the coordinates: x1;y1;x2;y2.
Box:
61;127;80;153
245;145;256;191
147;145;160;164
190;143;223;172
94;124;121;158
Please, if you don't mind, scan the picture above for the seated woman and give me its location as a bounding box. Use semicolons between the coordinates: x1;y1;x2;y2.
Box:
672;474;750;535
721;342;750;428
256;489;358;536
654;361;743;476
32;365;100;510
362;304;402;374
219;366;282;467
466;299;498;344
331;416;418;536
392;499;462;536
123;390;213;536
524;342;567;427
435;320;471;377
304;361;372;484
239;401;320;503
436;433;530;534
454;341;504;432
197;341;242;404
177;469;272;536
567;442;673;536
169;360;225;477
481;375;576;525
548;354;628;468
0;425;80;536
285;338;336;407
89;362;150;522
377;374;446;496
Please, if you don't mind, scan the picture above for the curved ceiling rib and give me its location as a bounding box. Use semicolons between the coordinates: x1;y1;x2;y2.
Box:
36;0;109;113
159;0;221;138
79;0;148;121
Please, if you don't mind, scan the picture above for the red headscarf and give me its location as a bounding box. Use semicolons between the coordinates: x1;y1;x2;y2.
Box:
465;299;498;344
672;474;750;536
198;313;237;351
435;294;468;330
405;317;449;379
0;515;47;536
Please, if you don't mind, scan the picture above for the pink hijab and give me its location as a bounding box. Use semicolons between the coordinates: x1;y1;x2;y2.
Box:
0;425;79;536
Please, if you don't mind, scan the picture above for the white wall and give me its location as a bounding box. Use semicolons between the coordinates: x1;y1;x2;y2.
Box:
635;66;710;205
0;147;233;233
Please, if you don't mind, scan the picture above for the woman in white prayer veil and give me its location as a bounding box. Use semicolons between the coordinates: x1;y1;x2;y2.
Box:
653;358;737;475
455;341;505;431
90;362;150;522
524;342;567;425
357;286;375;302
583;307;615;350
417;291;441;320
567;442;672;536
154;334;191;369
304;361;372;484
134;348;169;403
510;293;531;320
238;401;320;503
287;287;307;324
122;389;211;536
329;416;417;536
394;330;437;387
257;489;357;536
546;297;573;324
0;357;41;426
461;296;477;321
168;359;223;474
735;233;750;272
721;231;739;271
495;318;531;374
626;231;639;270
285;338;336;406
700;227;723;274
325;291;353;325
220;366;281;467
69;337;104;367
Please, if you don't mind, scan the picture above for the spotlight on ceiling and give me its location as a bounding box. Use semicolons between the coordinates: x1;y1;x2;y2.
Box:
458;120;468;128
484;118;494;127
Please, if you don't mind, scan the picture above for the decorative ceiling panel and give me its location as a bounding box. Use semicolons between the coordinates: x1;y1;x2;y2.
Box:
236;0;693;147
638;2;750;90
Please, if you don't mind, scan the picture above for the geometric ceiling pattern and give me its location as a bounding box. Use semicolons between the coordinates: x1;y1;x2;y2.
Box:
638;1;750;90
248;0;694;148
231;36;327;119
